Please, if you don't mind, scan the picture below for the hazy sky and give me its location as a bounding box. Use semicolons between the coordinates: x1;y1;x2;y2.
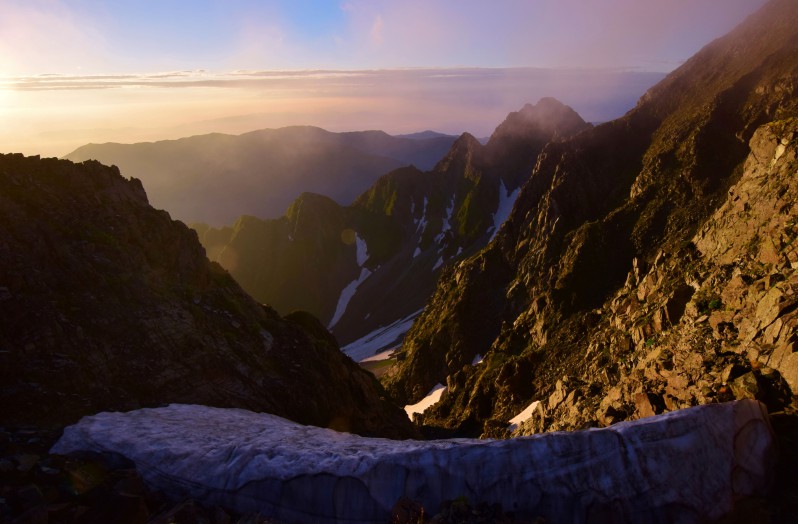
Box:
0;0;767;157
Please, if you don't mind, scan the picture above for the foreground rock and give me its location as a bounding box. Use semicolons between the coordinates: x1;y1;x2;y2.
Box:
52;401;773;524
0;153;414;438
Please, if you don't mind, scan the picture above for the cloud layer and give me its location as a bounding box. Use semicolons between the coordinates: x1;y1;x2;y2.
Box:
1;67;664;157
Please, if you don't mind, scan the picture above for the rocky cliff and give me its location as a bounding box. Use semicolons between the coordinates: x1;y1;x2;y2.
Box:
0;153;414;438
384;0;798;438
194;99;589;355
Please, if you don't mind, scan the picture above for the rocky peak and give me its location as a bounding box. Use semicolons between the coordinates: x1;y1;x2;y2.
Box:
384;0;798;438
432;132;483;175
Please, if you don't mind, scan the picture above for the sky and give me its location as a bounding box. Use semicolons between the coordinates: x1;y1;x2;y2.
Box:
0;0;768;157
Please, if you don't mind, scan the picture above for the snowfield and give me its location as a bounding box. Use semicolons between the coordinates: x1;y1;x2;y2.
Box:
52;401;774;524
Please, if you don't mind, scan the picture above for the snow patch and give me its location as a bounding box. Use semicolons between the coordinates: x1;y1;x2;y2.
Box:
508;400;543;432
355;233;369;266
327;233;371;329
341;309;423;362
471;354;483;366
328;268;371;329
490;181;521;241
434;196;455;244
404;384;446;419
413;246;421;258
415;197;428;231
360;348;395;362
432;256;443;270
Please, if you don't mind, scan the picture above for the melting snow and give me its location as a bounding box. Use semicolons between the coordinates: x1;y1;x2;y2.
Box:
341;309;423;362
471;354;484;365
404;384;446;419
508;400;543;432
490;181;521;241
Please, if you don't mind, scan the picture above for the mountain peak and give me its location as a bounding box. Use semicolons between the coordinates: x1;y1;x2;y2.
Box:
490;98;588;146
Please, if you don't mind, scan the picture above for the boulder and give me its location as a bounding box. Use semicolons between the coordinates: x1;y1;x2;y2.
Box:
52;401;774;524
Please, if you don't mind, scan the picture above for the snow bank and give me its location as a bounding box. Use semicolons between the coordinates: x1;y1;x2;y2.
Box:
341;309;422;362
404;384;446;419
52;401;774;524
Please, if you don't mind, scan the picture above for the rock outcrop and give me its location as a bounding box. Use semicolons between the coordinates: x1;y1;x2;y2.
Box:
193;99;589;354
52;400;773;524
0;153;414;438
383;0;798;438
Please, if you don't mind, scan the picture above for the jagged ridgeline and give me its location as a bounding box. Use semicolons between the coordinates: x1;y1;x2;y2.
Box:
0;153;415;438
384;0;798;437
193;99;589;353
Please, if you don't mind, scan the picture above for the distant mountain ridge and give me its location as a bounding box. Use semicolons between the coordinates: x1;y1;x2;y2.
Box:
193;98;590;357
64;126;458;225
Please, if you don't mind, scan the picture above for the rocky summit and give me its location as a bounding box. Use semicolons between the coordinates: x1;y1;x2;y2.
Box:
383;0;798;441
0;153;414;439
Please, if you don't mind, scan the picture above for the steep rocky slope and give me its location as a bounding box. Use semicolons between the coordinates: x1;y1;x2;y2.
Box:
0;153;414;438
193;99;589;354
64;127;457;224
384;0;798;438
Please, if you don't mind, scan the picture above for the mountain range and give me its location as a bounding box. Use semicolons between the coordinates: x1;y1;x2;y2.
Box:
63;127;457;225
191;98;589;356
2;0;798;520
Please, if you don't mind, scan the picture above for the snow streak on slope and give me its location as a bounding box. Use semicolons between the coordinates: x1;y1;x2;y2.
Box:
490;181;521;241
415;197;428;231
328;233;370;329
508;400;543;432
404;383;446;419
355;233;368;266
434;196;455;244
341;309;423;362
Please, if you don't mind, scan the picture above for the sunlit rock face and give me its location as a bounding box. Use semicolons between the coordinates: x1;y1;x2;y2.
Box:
52;400;774;524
